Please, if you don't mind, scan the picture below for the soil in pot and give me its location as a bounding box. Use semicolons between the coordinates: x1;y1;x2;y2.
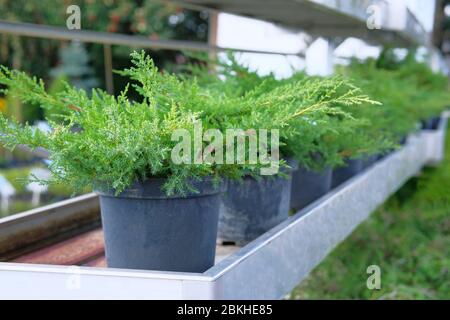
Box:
290;166;332;211
97;178;225;273
218;165;294;246
331;159;363;188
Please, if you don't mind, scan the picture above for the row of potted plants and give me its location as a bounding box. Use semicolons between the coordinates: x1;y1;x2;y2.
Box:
0;49;448;273
187;54;389;244
187;50;448;245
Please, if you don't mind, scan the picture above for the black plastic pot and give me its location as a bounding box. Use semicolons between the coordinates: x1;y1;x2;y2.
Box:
430;117;441;130
218;166;294;245
421;119;432;130
97;178;225;272
290;166;332;211
399;135;408;146
361;155;378;170
331;159;363;188
421;116;442;130
421;117;441;130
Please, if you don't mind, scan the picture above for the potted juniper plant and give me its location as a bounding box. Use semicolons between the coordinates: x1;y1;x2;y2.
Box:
391;50;450;131
119;53;288;247
339;57;419;150
218;79;378;244
186;55;379;244
329;113;388;188
286;81;389;208
342;50;450;136
286;115;348;211
0;53;264;273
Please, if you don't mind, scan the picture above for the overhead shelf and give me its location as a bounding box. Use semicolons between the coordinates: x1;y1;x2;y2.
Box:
179;0;429;46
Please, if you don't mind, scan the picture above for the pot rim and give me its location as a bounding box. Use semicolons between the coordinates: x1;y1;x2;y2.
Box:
95;176;226;200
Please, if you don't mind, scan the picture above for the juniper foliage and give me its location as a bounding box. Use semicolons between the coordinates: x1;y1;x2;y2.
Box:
185;52;382;170
0;51;378;194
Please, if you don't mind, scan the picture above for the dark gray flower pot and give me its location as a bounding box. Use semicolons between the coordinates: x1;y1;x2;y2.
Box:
97;178;225;272
331;159;363;188
430;117;441;130
399;135;408;145
421;118;435;130
376;153;385;161
218;170;294;246
361;155;378;170
290;166;332;211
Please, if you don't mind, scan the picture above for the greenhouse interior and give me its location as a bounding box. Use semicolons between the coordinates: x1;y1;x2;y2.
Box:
0;0;449;303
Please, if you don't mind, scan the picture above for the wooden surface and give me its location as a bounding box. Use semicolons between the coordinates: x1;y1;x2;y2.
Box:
11;228;240;269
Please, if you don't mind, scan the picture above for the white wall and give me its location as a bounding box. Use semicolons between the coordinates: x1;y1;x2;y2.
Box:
404;0;436;32
216;13;307;78
216;1;436;77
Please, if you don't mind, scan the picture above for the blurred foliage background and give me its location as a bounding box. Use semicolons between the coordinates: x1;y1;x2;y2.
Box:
0;0;210;215
0;0;210;123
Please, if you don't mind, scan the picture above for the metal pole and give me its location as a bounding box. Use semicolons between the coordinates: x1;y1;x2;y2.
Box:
103;44;114;95
208;11;219;60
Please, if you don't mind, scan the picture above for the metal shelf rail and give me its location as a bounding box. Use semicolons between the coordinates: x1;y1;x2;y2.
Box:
0;20;303;57
0;114;447;299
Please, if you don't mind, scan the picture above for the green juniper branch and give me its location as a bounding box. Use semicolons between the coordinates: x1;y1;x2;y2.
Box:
0;51;380;194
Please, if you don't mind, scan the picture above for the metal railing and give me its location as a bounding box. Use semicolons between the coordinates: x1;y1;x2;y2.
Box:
0;20;304;57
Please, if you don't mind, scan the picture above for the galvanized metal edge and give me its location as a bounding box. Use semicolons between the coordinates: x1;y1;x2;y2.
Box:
0;193;101;259
204;118;447;299
422;115;449;165
0;262;215;299
0;193;98;227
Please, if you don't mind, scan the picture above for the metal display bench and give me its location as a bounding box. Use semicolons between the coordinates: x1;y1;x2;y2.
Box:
0;115;447;299
0;0;442;300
